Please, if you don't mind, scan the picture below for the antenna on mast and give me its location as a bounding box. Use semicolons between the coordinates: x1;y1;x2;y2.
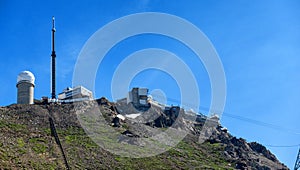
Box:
51;16;56;99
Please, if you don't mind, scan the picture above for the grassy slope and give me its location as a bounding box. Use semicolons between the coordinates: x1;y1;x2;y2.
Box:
0;104;234;169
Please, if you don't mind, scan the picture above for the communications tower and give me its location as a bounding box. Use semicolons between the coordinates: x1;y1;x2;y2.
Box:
51;16;56;99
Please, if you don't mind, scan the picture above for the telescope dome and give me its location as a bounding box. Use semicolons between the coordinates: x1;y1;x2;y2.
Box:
17;71;35;85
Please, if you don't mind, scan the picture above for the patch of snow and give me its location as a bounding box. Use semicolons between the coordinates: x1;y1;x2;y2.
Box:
125;113;141;119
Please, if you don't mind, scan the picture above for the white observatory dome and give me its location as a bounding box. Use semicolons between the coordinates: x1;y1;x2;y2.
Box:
17;71;35;85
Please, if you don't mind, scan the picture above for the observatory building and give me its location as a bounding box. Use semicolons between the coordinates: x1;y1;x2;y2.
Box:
16;71;35;104
58;86;93;101
127;87;149;108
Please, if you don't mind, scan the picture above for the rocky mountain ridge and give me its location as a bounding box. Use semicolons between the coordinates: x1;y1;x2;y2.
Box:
0;98;288;169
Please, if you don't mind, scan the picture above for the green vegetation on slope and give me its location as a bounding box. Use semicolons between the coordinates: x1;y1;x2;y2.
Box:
0;103;288;169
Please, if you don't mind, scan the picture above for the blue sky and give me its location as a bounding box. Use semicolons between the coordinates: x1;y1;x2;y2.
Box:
1;0;300;168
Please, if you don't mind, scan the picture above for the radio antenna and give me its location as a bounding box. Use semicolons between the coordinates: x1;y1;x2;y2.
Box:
51;16;56;99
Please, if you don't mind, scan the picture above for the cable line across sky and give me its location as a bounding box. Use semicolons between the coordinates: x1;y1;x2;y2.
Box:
151;95;300;136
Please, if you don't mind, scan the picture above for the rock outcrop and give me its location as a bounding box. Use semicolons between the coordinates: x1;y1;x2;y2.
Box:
0;99;288;169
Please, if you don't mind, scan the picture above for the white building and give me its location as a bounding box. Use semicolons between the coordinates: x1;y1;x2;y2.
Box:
58;86;93;100
16;71;35;104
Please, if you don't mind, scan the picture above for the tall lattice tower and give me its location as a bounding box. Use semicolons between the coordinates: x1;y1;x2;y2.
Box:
295;148;300;170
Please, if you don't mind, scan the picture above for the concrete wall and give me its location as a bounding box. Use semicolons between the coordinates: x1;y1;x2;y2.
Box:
131;88;139;106
138;88;148;96
17;81;34;104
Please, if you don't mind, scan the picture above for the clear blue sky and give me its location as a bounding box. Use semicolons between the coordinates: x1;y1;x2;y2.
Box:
1;0;300;168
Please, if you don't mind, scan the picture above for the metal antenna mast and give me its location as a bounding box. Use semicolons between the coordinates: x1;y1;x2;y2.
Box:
295;148;300;170
51;16;56;99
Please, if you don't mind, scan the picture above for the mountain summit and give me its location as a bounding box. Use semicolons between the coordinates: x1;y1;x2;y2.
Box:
0;98;288;169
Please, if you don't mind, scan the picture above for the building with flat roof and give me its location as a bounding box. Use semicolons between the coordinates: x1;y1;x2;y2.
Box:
58;86;93;100
127;87;149;108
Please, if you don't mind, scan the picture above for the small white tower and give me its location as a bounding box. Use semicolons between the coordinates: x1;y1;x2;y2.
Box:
16;71;35;104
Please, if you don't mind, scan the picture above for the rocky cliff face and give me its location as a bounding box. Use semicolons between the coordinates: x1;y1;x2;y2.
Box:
0;99;288;169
